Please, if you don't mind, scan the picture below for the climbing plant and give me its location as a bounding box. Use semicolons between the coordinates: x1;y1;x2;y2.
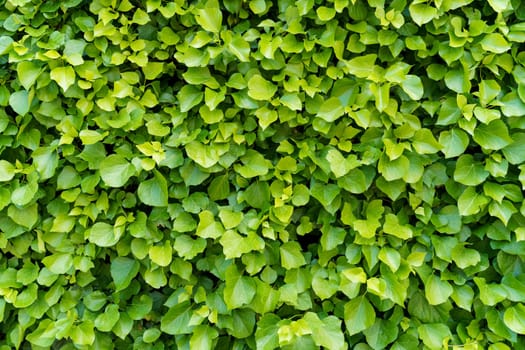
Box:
1;0;525;348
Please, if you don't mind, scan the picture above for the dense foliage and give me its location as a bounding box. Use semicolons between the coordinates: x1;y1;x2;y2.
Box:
1;0;525;348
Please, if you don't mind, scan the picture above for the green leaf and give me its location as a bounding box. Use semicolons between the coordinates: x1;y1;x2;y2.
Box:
138;171;168;207
344;296;376;335
161;301;193;334
149;241;173;266
481;33;511;54
177;85;203;112
190;325;219;350
400;75;424;100
243;181;270;209
86;222;121;247
208;174;230;200
280;242;306;269
0;160;15;182
99;155;135;188
444;68;470;93
345;54;377;78
70;321;95;346
364;318;399;349
488;0;511;12
256;315;280;350
473;119;512;150
95;304;120;332
111;257;140;291
457;187;489;216
50;66;76;91
8;203;38;229
234;150;270;178
304;313;345;349
503;133;525;165
473;106;501;124
453;154;489;186
17;61;42;90
439;129;469;158
409;3;438;26
317;97;344;122
504;304;525;334
451;245;481;269
228;34;251;62
224;265;256;309
42;253;73;274
418;324;451;350
9;90;31;116
186;141;220;168
425;275;453;305
194;4;222;33
255;106;278;129
478;80;501;106
378;154;409;181
247;74;277;101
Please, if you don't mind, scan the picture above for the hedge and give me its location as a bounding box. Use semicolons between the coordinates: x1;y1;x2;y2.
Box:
1;0;525;349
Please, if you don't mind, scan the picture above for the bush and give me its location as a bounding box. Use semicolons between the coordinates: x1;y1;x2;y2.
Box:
1;0;524;348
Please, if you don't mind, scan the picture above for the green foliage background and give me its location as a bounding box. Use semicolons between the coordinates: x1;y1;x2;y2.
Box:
1;0;525;348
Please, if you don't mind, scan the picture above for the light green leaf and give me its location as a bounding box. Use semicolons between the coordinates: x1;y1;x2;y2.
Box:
194;5;222;33
190;325;219;350
17;61;42;90
255;106;278;129
234;150;270;178
9;90;31;116
454;154;489;186
177;85;203;112
503;133;525;165
409;3;438;26
186;141;220;168
418;324;451;350
138;171;168;207
42;253;73;275
8;203;38;229
400;75;424;100
439;128;469;158
86;222;121;247
378;154;409;181
345;54;377;78
160;301;193;335
473;106;501;124
0;160;15;182
344;296;376;335
444;68;470;93
413;129;441;154
425;275;453;305
304;313;345;349
280;242;306;269
50;66;76;91
478;80;501;106
111;257;140;291
228;35;251;62
99;155;135;188
95;304;120;332
317;97;344;122
451;245;481;269
473;119;512;150
488;0;511;12
224;265;256;309
149;241;173;267
247;74;277;101
457;187;489;216
481;33;511;54
504;304;525;334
